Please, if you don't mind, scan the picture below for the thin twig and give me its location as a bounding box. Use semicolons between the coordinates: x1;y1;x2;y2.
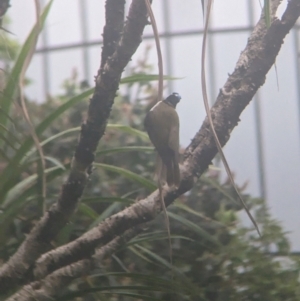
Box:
144;0;173;270
201;0;261;236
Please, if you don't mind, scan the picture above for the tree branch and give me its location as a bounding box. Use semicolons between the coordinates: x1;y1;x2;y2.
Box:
0;0;10;19
0;0;150;293
32;0;300;281
6;228;142;301
100;0;125;71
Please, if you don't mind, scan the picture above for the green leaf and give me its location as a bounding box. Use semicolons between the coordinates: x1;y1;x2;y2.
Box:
0;89;90;195
36;89;93;135
0;148;10;162
0;123;20;145
126;232;195;247
135;244;172;268
101;292;161;301
57;286;170;301
0;131;18;150
0;167;66;229
89;272;195;296
1;165;65;208
128;246;156;265
167;211;221;247
0;0;54;139
43;156;66;170
134;244;185;275
120;73;181;84
174;201;225;228
24;127;150;163
0;195;37;226
0;89;92;189
200;175;239;205
22;127;80;163
90;272;175;287
94;163;156;191
97;146;154;157
264;0;271;28
106;124;149;141
78;203;99;220
82;196;134;205
88;202;121;229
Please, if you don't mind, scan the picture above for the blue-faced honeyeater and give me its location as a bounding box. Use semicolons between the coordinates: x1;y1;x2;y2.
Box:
144;93;181;187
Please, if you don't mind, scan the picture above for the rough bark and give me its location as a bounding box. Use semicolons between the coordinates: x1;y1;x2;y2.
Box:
0;0;10;18
2;0;300;299
100;0;125;70
0;0;149;293
6;228;141;301
31;0;300;285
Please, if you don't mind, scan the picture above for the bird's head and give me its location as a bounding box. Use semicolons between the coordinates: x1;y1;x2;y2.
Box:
164;92;181;108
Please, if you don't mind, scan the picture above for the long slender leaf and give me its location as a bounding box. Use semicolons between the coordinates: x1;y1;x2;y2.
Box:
100;292;161;301
0;167;67;229
82;196;134;205
107;124;149;141
126;233;195;247
128;246;156;265
200;175;239;205
78;203;99;220
57;285;171;301
24;127;150;163
135;244;185;276
167;211;221;247
0;148;10;162
97;146;153;156
94;163;156;191
88;202;121;229
174;201;225;228
0;0;53;138
2;165;64;207
89;271;197;296
22;127;80;163
264;0;271;27
90;271;174;286
120;73;180;84
1;122;148;198
0;132;18;150
0;89;93;193
0;195;37;227
43;156;66;170
0;123;20;144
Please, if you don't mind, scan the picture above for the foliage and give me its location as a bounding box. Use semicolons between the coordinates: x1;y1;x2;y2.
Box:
0;67;300;299
0;4;299;300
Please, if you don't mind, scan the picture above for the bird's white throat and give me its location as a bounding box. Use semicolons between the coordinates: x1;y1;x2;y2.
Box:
150;101;162;111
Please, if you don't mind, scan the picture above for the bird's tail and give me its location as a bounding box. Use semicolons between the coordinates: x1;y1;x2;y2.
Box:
155;155;166;183
165;155;180;187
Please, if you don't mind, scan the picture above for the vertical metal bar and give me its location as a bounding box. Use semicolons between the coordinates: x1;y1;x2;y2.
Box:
253;93;267;200
40;0;50;97
247;0;267;200
79;0;90;83
162;0;173;94
293;28;300;144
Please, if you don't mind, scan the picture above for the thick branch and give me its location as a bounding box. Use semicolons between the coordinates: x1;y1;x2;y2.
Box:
6;228;141;301
0;0;10;19
32;0;300;280
0;0;149;293
100;0;125;70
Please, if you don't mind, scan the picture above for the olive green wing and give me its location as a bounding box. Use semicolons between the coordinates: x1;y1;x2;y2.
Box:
167;111;180;186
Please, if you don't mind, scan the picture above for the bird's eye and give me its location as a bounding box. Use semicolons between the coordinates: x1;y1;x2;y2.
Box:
173;92;181;99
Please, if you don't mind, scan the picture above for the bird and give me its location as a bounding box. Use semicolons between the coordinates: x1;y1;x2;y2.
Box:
144;92;181;187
